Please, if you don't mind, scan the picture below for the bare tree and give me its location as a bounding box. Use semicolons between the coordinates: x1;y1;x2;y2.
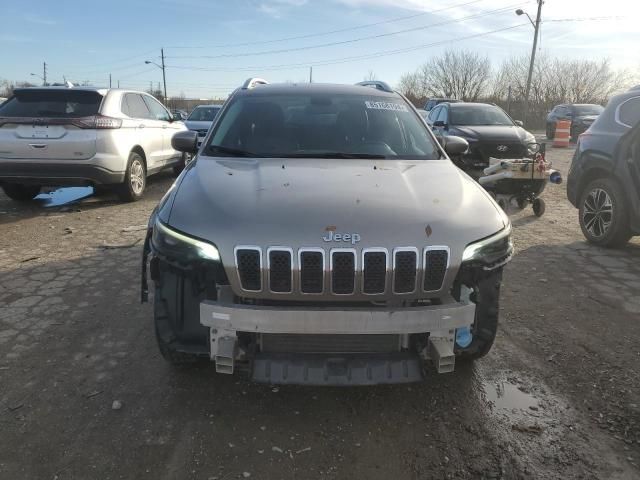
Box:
364;70;377;81
397;71;425;105
418;50;491;101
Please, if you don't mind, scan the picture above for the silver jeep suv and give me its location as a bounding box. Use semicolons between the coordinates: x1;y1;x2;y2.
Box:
142;79;513;385
0;86;187;201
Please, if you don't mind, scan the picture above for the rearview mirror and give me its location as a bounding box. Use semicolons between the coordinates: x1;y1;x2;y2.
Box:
433;120;447;129
172;130;198;154
515;120;524;127
443;136;469;156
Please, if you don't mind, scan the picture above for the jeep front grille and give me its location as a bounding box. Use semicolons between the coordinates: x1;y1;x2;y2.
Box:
234;246;449;296
268;248;292;293
423;248;449;292
393;248;418;294
331;250;356;295
235;247;262;291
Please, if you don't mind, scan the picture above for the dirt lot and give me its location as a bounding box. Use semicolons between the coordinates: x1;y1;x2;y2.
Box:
1;144;639;480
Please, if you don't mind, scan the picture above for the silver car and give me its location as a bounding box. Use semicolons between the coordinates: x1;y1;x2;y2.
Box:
0;86;188;201
184;104;222;146
142;79;513;385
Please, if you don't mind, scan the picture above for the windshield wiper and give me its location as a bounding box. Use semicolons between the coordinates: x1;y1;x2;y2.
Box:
207;145;262;157
286;152;387;159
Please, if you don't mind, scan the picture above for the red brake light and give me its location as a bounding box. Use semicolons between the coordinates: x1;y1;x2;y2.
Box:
72;115;122;129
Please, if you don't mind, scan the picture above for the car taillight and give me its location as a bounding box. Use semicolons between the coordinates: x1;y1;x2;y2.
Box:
72;115;122;129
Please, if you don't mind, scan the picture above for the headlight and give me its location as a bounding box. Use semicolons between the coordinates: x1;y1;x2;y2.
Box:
462;225;513;269
525;135;537;155
151;219;220;262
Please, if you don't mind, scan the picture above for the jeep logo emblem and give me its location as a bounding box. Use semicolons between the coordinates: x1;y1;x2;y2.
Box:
496;145;508;152
322;231;361;245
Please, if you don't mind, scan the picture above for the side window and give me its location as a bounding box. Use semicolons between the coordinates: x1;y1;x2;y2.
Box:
437;107;448;124
618;97;640;127
143;95;171;121
123;94;151;119
428;106;440;122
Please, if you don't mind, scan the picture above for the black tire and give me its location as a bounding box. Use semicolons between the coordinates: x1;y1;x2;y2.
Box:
546;124;554;140
516;197;527;210
117;152;146;202
154;288;202;365
2;184;41;201
497;198;507;211
457;269;502;360
578;178;631;248
533;197;546;217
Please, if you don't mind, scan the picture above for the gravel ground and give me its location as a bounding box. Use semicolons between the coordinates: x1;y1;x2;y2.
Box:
0;144;639;480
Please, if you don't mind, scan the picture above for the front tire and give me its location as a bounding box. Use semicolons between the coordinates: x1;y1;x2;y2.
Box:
117;152;146;202
2;184;41;201
546;124;554;140
579;178;631;247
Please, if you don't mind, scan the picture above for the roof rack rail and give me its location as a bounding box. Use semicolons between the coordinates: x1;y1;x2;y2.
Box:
355;81;393;93
242;78;269;90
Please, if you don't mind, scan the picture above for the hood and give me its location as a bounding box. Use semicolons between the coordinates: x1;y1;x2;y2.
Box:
184;120;213;132
167;157;506;267
451;125;532;142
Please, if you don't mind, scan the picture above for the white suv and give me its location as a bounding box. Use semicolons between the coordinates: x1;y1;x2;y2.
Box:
0;86;188;201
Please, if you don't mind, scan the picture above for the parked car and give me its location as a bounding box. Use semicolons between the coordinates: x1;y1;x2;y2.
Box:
416;108;429;121
546;103;604;141
0;97;7;105
424;97;460;111
426;102;537;175
185;104;222;146
567;86;640;247
171;109;187;121
0;87;188;201
141;78;513;385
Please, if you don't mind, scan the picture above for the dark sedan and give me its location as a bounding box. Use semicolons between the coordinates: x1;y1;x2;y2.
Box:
567;87;640;247
426;102;537;175
546;103;604;141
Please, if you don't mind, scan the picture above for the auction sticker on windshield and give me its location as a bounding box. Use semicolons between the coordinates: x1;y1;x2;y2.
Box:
365;101;409;112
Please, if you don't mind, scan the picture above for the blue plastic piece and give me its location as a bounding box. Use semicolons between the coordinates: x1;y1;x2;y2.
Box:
456;327;473;348
549;171;562;184
35;187;94;207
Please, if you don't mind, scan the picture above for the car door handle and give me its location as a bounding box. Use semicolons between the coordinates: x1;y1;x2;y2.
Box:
162;124;168;129
138;124;146;129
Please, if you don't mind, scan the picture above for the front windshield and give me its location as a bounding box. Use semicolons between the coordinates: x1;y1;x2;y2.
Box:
205;93;440;159
449;105;514;126
188;106;221;122
573;104;604;116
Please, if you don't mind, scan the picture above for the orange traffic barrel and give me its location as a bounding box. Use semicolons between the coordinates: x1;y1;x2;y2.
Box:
553;120;571;148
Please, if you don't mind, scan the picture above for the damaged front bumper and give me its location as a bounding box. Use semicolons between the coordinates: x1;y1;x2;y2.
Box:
200;297;476;384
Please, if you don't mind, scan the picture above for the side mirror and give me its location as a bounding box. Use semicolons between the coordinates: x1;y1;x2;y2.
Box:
515;120;524;127
172;130;198;154
443;136;469;156
433;120;447;129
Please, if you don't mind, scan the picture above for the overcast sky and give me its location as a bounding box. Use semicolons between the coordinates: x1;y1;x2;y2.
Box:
1;0;638;98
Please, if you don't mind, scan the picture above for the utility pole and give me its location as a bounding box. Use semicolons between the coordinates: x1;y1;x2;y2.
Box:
309;66;313;83
43;61;47;86
507;85;512;114
109;73;112;88
522;0;543;127
161;48;167;103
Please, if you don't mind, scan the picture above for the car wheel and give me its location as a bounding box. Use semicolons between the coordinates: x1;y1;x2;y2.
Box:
117;152;146;202
533;198;546;217
579;178;631;247
457;269;502;360
2;184;41;201
546;124;554;140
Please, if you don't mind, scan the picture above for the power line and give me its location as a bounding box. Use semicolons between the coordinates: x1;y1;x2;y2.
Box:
543;15;625;23
165;0;493;49
167;23;530;73
167;3;525;60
